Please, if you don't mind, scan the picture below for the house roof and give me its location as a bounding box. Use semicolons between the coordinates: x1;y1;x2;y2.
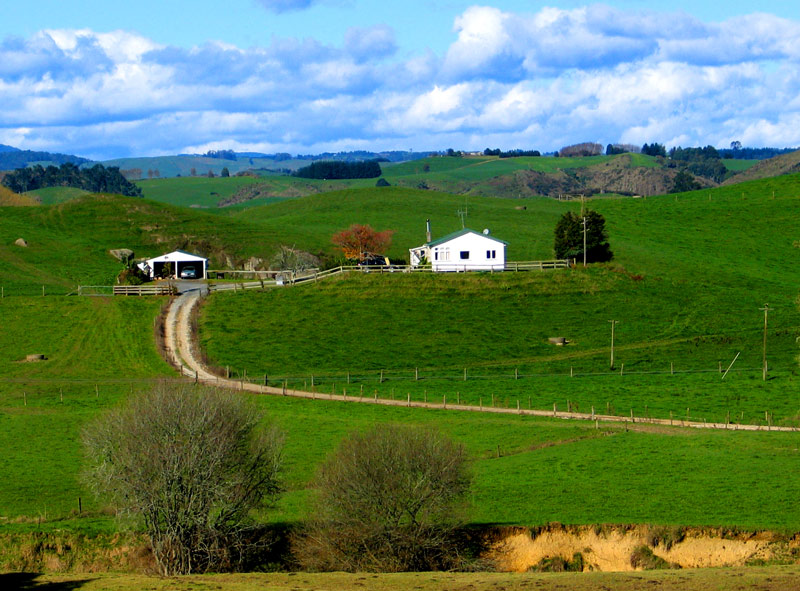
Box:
146;249;208;264
427;228;509;247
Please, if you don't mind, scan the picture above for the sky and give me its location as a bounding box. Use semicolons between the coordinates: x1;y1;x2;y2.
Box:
3;1;800;159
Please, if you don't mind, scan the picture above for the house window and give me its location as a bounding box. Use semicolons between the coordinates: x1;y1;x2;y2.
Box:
434;250;439;261
486;250;496;259
443;247;450;261
460;251;469;260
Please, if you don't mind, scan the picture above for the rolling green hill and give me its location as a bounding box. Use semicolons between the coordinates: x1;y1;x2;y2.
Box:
201;175;800;426
3;174;800;539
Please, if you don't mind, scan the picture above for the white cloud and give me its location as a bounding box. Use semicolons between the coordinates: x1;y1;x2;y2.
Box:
4;5;800;158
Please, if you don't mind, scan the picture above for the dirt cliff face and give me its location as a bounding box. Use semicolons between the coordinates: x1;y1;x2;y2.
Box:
486;524;795;573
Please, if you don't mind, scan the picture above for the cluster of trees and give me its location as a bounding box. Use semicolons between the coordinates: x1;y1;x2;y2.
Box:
668;146;727;183
641;143;667;157
83;385;471;575
605;143;640;155
483;148;541;158
558;142;603;157
553;210;613;263
718;144;798;160
1;163;142;197
204;149;237;160
294;160;382;179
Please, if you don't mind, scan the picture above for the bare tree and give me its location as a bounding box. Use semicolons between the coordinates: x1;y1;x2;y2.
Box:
271;245;319;272
294;424;471;572
83;384;284;575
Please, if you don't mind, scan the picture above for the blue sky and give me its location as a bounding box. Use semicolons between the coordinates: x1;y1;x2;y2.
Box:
3;1;800;159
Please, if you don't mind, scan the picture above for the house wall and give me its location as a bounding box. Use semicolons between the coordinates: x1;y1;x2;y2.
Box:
430;233;506;272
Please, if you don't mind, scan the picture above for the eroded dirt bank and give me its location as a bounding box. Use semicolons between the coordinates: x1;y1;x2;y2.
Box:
487;524;799;572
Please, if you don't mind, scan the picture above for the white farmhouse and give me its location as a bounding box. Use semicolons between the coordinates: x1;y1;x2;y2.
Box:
409;228;508;272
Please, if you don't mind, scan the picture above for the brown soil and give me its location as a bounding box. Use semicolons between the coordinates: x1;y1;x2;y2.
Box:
486;524;792;572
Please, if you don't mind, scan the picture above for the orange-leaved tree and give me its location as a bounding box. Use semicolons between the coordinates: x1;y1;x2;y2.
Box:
331;224;394;261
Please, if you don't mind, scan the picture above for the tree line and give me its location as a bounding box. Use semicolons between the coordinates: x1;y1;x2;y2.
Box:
1;163;142;197
294;160;382;179
483;148;541;158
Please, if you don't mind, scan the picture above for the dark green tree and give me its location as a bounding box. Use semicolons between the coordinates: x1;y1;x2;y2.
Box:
670;170;702;193
375;177;390;187
220;167;230;178
553;210;613;263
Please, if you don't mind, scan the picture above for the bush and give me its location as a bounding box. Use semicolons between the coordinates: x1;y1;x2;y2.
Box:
294;424;471;572
82;384;284;575
630;545;679;570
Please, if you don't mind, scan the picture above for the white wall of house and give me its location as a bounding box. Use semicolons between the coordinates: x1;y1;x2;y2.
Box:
430;232;506;272
140;250;208;279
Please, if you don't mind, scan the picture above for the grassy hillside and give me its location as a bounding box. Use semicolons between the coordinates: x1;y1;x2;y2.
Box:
3;174;800;538
25;186;90;205
0;186;37;207
201;175;800;426
0;194;289;293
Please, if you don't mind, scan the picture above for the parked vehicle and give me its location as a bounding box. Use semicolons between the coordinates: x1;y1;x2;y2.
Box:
180;266;197;279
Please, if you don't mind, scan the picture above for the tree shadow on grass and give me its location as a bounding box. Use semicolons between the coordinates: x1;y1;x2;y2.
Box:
0;573;96;590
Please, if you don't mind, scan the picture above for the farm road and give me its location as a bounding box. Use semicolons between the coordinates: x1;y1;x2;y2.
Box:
162;290;798;433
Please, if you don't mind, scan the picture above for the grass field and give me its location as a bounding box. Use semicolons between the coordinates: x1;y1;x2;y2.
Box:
24;187;91;205
200;176;800;425
2;173;800;546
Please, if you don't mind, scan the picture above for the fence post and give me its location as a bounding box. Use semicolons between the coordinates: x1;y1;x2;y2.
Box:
553;403;556;416
415;367;419;381
463;368;467;381
515;368;518;380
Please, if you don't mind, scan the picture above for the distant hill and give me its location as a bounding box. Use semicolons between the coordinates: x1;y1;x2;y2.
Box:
0;146;91;171
721;149;800;185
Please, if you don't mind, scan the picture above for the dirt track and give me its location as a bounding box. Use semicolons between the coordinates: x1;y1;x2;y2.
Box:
162;291;799;433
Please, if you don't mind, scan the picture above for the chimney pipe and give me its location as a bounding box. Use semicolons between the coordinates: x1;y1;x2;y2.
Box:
426;218;431;243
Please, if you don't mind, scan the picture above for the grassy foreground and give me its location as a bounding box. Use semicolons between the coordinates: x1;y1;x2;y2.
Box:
7;566;800;590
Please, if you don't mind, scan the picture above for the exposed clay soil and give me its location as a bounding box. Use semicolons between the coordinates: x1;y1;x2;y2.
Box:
487;524;797;572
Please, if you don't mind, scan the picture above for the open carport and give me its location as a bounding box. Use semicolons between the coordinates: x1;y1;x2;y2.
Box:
141;250;208;280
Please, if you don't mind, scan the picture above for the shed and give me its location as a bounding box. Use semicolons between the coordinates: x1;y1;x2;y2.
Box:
140;250;208;280
410;228;508;272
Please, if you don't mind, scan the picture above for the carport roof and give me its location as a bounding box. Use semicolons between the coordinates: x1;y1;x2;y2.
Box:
146;250;208;264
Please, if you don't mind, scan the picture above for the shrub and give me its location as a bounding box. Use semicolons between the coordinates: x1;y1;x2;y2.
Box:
82;384;284;575
293;424;471;572
630;545;679;570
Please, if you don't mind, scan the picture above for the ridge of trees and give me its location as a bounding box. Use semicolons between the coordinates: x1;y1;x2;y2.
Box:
483;148;541;158
294;160;382;180
203;149;237;160
1;162;142;197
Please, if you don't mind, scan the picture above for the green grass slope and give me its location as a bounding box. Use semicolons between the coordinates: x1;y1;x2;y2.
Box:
202;175;800;426
24;187;91;205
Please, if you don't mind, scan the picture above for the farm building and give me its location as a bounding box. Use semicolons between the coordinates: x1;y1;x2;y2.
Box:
139;250;208;280
410;228;508;272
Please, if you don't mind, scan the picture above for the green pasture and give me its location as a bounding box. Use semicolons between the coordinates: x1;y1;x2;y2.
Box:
24;187;90;205
136;175;263;208
723;158;759;172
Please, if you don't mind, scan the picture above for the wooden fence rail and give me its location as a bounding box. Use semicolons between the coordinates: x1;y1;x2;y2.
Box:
111;285;177;296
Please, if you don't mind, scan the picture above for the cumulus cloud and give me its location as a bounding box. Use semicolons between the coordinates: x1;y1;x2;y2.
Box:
3;5;800;158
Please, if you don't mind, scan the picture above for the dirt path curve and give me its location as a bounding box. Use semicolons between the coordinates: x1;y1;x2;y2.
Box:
162;291;799;433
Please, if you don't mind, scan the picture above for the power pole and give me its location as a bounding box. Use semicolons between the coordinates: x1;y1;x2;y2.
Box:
582;216;587;267
760;304;769;381
609;320;619;370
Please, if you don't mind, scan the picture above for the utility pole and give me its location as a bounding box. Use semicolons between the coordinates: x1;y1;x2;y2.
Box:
760;304;769;381
609;320;619;370
582;216;587;267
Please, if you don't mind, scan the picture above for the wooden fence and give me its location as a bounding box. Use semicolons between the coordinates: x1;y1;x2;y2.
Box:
111;285;177;296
